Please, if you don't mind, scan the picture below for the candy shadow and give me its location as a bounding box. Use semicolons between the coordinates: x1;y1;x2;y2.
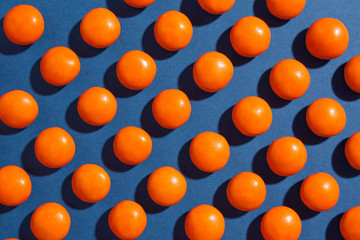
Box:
173;212;189;240
0;120;23;135
106;0;144;17
253;0;288;28
326;213;344;240
180;0;219;26
246;213;265;240
331;63;360;101
0;18;31;55
19;211;37;240
0;204;16;213
332;138;359;178
95;209;118;240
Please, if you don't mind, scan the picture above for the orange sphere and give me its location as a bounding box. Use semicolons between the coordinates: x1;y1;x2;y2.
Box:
267;137;307;176
340;206;360;240
77;87;117;126
345;132;360;170
116;50;156;90
226;172;266;211
109;200;147;240
232;96;272;136
345;55;360;93
261;206;302;240
185;204;225;240
40;46;80;86
35;127;75;168
197;0;235;14
154;11;193;51
123;0;155;8
0;90;38;128
80;8;120;48
193;51;234;92
306;98;346;137
300;172;339;211
0;165;31;206
270;59;310;100
113;126;152;165
266;0;306;20
147;166;187;206
306;18;349;60
4;238;20;240
190;131;230;172
152;89;191;129
230;16;271;57
3;5;44;45
31;202;71;240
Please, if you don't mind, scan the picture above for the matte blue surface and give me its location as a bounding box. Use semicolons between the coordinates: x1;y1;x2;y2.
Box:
1;0;360;239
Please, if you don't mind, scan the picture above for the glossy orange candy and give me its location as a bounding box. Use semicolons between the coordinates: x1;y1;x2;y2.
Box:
123;0;155;8
227;172;266;211
31;202;71;240
80;8;121;48
345;55;360;93
4;238;20;240
152;89;191;129
116;50;156;90
147;166;187;206
340;206;360;240
0;90;38;128
109;200;147;240
230;16;271;57
154;11;193;51
306;98;346;137
266;0;306;20
190;131;230;172
77;87;117;126
232;96;272;136
306;18;349;60
0;165;31;206
197;0;235;14
193;51;234;92
185;205;225;240
3;5;44;45
261;206;302;240
345;132;360;170
300;172;339;211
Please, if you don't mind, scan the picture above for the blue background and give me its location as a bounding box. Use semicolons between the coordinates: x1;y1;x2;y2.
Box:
1;0;360;239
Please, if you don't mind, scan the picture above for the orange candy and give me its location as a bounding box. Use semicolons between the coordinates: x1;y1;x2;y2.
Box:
185;205;225;240
232;96;272;136
154;11;193;51
3;5;44;45
0;165;31;206
197;0;235;14
306;18;349;60
35;127;75;168
0;90;38;128
266;0;306;20
147;166;187;206
227;172;266;211
340;206;360;240
123;0;155;8
72;164;111;203
270;59;310;100
300;172;339;211
30;202;71;240
345;55;360;93
152;89;191;129
230;16;271;57
267;137;307;176
306;98;346;137
77;87;117;126
109;200;147;240
4;238;20;240
116;50;156;90
193;51;234;92
261;206;302;240
345;132;360;170
190;131;230;172
80;8;120;48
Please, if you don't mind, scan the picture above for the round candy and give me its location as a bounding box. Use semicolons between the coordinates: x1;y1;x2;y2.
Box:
232;96;272;136
152;89;191;129
80;8;120;48
270;59;310;100
190;131;230;172
230;16;271;57
109;200;147;240
340;206;360;240
147;166;187;206
154;11;193;51
300;172;339;211
267;136;307;176
306;18;349;60
116;50;156;90
3;5;44;45
345;55;360;93
123;0;155;8
197;0;235;14
345;132;360;170
261;206;302;240
0;165;31;206
193;51;234;92
306;98;346;137
4;238;20;240
227;172;266;211
35;127;75;168
40;46;80;86
31;202;71;240
77;87;117;126
0;90;38;128
266;0;306;20
185;205;225;240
